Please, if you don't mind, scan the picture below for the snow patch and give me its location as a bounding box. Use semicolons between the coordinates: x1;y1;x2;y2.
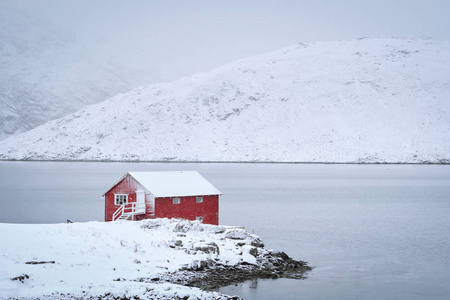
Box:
1;218;299;299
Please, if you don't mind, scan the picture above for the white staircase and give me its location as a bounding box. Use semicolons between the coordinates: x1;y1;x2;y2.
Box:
117;213;133;220
113;202;146;221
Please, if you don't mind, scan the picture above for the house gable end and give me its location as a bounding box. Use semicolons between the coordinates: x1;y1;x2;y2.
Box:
104;174;154;222
103;173;152;197
103;173;129;197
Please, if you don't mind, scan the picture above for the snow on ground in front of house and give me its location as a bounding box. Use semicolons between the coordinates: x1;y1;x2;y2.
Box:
0;219;250;299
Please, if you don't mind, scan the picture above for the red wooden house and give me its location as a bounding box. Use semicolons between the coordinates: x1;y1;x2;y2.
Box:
103;171;221;225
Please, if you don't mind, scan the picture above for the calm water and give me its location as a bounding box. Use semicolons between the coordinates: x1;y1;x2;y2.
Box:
0;162;449;299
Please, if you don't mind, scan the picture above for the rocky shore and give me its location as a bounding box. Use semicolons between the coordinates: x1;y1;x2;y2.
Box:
137;220;312;293
157;250;311;290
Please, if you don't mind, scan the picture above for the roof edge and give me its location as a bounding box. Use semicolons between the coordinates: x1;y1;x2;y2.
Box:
102;172;130;197
103;171;222;198
127;173;156;198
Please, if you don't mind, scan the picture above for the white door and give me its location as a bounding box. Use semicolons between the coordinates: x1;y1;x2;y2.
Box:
136;190;146;214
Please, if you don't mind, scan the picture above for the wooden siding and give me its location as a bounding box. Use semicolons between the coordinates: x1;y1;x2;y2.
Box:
104;174;155;222
154;195;219;225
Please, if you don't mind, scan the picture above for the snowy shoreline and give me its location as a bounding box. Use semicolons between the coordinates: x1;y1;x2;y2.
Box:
1;219;311;299
0;158;449;164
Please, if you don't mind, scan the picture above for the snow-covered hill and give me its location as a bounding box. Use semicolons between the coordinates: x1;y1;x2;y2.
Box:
0;7;155;141
1;37;449;163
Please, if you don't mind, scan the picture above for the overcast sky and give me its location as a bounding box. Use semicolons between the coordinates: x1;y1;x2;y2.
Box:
3;0;450;81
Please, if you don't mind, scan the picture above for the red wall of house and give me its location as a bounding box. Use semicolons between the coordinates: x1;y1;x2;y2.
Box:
154;195;219;225
105;174;219;224
104;174;149;222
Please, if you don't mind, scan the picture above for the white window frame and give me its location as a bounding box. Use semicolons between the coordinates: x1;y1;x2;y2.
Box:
173;197;181;204
196;216;204;222
115;194;128;206
196;196;203;203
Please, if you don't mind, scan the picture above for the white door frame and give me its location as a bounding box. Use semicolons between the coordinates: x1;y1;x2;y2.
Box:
135;190;146;213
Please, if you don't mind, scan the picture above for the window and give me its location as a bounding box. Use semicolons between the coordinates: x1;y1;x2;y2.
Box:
196;216;204;222
196;196;203;203
115;194;128;205
173;197;180;204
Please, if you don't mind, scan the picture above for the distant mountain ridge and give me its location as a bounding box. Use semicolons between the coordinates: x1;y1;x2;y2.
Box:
0;7;156;141
1;37;449;163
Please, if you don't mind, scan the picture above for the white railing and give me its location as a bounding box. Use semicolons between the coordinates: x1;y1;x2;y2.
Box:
112;205;125;221
112;202;146;221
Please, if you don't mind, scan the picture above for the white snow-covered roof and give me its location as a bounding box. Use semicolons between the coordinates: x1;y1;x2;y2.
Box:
126;171;221;197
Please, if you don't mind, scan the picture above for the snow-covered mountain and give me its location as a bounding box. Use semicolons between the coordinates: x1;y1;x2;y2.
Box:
1;37;449;163
0;7;155;141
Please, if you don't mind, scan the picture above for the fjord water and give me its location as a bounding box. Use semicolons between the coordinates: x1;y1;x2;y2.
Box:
0;162;449;299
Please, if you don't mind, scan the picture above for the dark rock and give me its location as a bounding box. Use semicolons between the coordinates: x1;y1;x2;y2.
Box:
25;261;55;264
213;227;226;234
250;238;265;248
194;242;219;255
140;222;161;230
248;247;258;257
11;274;29;283
272;251;290;260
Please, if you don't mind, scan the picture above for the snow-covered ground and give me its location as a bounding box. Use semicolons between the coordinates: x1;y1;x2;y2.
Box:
0;37;449;163
0;218;282;299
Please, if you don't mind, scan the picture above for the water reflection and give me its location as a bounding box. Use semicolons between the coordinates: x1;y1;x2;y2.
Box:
249;279;258;289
